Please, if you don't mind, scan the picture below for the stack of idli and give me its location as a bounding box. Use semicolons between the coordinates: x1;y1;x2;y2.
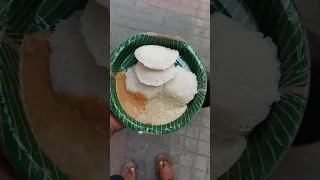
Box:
211;13;281;133
123;45;198;125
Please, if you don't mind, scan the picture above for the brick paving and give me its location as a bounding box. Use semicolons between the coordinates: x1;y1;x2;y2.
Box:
136;0;210;19
110;0;210;179
110;0;210;72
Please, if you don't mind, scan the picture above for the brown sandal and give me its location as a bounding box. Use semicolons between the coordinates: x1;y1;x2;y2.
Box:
121;162;136;180
156;154;174;180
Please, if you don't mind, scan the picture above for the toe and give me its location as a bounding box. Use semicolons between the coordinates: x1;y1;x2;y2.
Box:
121;168;128;176
157;155;174;179
159;161;164;170
160;161;164;166
165;161;171;167
121;171;125;176
121;162;135;179
160;161;174;180
130;167;136;175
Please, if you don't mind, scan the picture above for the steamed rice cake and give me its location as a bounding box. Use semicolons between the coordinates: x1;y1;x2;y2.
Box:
164;66;198;104
211;12;281;132
134;45;179;70
135;62;177;86
116;70;187;125
116;72;147;120
125;66;163;99
116;45;199;126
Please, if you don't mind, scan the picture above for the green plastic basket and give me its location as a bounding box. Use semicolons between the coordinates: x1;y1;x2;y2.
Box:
0;0;310;180
110;32;207;134
211;0;310;180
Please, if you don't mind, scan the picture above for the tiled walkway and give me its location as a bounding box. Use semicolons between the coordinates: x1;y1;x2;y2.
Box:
110;0;210;179
110;0;210;72
136;0;210;19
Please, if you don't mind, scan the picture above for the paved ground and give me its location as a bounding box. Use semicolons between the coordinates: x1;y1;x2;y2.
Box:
110;0;210;72
110;0;210;179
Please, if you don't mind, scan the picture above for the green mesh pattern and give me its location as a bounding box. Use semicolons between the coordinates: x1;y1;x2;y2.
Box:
211;0;309;179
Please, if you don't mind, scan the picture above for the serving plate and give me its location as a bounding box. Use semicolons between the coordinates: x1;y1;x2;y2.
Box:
110;32;207;134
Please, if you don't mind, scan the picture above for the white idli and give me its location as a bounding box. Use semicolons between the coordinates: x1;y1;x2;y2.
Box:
211;12;281;133
125;66;163;99
164;66;198;104
134;45;179;70
135;62;177;86
80;0;109;68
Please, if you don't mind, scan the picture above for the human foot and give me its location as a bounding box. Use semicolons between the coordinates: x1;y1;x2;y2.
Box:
156;154;174;180
121;162;136;180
